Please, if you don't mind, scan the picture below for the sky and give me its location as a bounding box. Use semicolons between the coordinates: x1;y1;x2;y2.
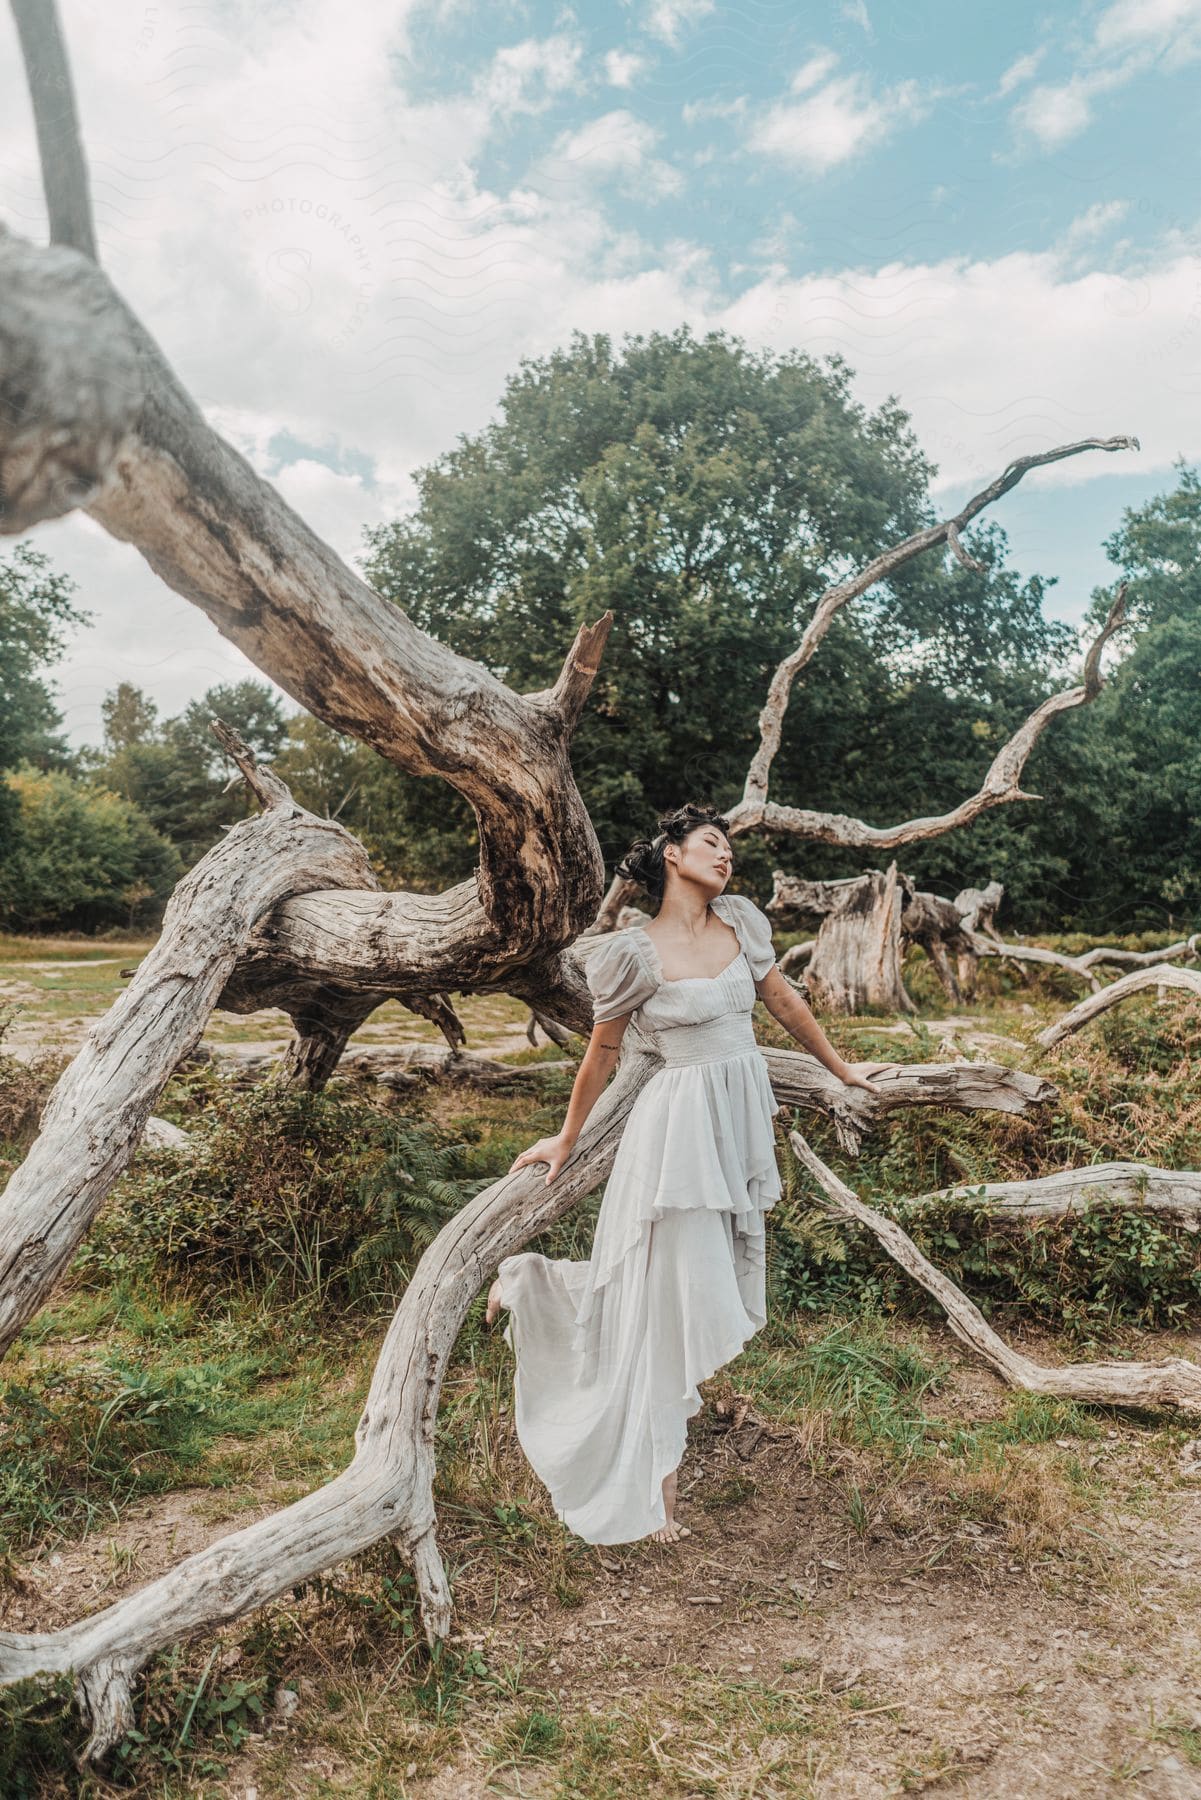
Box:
2;0;1199;745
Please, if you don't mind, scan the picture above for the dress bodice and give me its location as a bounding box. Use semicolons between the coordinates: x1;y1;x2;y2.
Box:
583;892;777;1068
637;949;759;1066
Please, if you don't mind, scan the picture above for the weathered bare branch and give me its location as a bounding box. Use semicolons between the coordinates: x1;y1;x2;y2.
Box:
912;1162;1201;1224
763;1048;1055;1155
0;228;610;954
1037;963;1201;1049
733;448;1135;823
10;0;96;261
743;588;1127;851
789;1129;1201;1414
976;939;1104;991
1077;936;1201;972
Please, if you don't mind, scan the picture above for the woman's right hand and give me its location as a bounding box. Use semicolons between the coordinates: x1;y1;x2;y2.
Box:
509;1132;576;1185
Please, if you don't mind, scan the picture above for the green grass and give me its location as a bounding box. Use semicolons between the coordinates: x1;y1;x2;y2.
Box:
2;933;1201;1793
738;1317;947;1454
0;1286;367;1552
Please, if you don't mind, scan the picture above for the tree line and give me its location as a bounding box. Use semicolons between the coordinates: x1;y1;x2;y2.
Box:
1;328;1197;938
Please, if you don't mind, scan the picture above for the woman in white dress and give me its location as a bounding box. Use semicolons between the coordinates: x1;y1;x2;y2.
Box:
485;803;875;1545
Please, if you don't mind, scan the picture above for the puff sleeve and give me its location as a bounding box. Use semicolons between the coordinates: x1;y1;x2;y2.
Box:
723;893;778;981
584;930;658;1023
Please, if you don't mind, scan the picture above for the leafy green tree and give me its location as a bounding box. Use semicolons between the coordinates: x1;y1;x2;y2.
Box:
94;679;289;867
101;682;159;751
363;328;1084;916
0;768;182;933
0;544;90;857
1051;465;1201;929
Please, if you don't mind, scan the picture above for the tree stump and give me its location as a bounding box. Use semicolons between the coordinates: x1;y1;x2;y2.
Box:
804;863;913;1015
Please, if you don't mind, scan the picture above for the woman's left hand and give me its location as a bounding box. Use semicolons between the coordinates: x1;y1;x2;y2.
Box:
838;1060;886;1094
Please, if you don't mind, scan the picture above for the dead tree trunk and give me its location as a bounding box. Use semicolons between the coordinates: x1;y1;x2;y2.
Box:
950;882;1004;998
899;885;978;1004
0;0;1150;1747
791;864;913;1014
912;1162;1201;1223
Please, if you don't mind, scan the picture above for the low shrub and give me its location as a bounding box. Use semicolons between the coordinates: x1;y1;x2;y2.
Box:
84;1084;492;1307
770;1187;1201;1338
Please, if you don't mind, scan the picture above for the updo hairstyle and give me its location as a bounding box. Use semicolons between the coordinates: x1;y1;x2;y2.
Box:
616;802;731;911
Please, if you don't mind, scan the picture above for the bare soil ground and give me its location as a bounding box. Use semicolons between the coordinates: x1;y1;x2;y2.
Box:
7;1339;1201;1798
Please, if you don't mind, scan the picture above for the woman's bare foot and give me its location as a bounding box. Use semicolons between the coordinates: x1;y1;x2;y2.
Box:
651;1468;691;1542
651;1518;692;1543
485;1277;505;1326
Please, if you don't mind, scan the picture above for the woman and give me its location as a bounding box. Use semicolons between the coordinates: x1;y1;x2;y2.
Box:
485;803;876;1545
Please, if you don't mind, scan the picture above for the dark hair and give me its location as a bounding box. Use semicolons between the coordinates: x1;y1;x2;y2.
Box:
616;803;732;910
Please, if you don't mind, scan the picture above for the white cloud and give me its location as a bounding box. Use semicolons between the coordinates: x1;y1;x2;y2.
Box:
1062;199;1131;247
1010;0;1201;147
996;47;1046;98
644;0;715;50
1094;0;1201;57
681;94;747;125
722;246;1201;495
603;48;648;88
1011;66;1125;148
747;67;932;174
790;50;840;95
547;111;684;199
476;34;584;116
839;0;873;38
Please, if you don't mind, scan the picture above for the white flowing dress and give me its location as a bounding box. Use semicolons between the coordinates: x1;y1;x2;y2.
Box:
496;892;782;1545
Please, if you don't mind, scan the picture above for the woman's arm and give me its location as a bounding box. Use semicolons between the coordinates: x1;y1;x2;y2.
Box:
752;966;876;1093
509;1011;635;1182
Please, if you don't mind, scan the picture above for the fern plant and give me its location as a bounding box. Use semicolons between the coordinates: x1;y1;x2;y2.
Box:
350;1126;493;1303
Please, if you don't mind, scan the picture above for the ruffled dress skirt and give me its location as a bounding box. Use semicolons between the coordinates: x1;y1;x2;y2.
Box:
496;967;781;1545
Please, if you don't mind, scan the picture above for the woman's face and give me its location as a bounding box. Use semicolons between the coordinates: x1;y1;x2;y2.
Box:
666;824;733;897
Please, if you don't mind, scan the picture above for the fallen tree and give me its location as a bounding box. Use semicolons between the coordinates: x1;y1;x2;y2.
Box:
0;0;1166;1758
911;1162;1201;1224
1037;964;1201;1049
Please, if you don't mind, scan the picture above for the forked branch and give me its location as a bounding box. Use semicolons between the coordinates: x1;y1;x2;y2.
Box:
735;445;1136;820
742;585;1129;851
788;1130;1201;1413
